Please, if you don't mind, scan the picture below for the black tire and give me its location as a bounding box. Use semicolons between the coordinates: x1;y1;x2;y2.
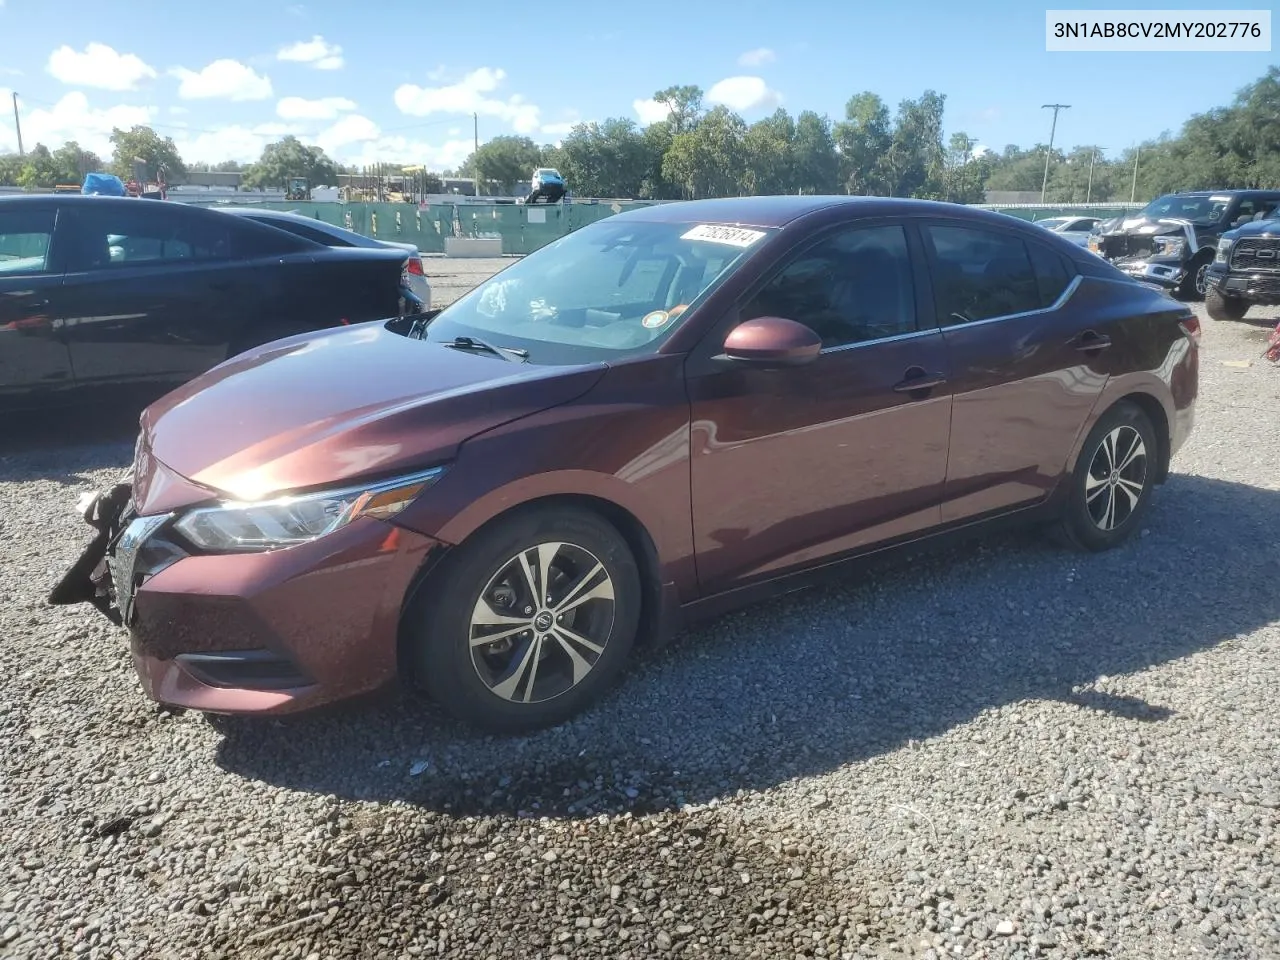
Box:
1054;401;1159;552
228;323;314;359
1176;253;1212;301
1204;286;1249;322
405;505;642;734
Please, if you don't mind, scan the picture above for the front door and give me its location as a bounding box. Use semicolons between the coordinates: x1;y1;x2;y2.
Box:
0;205;75;404
919;220;1113;522
686;221;952;596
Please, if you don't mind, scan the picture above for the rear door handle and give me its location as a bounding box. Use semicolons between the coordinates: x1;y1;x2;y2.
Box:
893;368;948;394
1075;331;1112;351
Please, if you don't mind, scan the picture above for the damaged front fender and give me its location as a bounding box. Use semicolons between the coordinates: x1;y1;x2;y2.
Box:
47;481;134;625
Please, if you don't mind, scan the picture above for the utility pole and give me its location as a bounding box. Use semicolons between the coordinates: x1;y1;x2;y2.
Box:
957;135;978;201
1086;146;1105;204
473;112;479;195
1129;146;1141;204
1040;103;1070;203
11;91;24;157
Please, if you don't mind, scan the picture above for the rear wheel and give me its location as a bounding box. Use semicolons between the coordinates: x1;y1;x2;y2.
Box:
1204;286;1249;322
405;506;642;733
1054;401;1158;552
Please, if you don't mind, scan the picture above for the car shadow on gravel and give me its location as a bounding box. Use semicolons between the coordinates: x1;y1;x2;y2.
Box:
213;472;1280;819
0;402;139;483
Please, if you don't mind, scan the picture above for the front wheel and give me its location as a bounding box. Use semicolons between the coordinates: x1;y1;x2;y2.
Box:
1176;254;1212;300
1204;286;1249;322
405;506;642;733
1054;401;1159;552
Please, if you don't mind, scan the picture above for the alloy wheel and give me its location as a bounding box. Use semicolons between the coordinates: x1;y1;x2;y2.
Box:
1084;425;1148;532
1195;262;1209;297
468;541;616;704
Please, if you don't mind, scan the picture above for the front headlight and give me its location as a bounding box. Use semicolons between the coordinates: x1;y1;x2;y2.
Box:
1215;237;1232;263
1153;236;1186;258
172;466;446;552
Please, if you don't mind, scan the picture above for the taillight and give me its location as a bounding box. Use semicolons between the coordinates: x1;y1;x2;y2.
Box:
1179;314;1201;343
404;256;425;276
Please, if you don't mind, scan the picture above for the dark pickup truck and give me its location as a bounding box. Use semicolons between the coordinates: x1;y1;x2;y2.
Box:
1088;189;1280;300
1204;217;1280;321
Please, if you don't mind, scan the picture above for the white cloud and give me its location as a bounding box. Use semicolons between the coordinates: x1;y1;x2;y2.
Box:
173;123;294;164
633;98;671;126
737;47;776;67
315;114;381;155
394;67;540;135
46;42;157;91
276;35;344;70
171;59;272;101
0;91;153;157
541;121;576;137
706;76;782;113
169;106;188;115
335;135;474;171
276;95;357;120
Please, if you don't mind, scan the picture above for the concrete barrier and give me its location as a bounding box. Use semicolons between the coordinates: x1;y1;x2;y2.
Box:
445;237;504;258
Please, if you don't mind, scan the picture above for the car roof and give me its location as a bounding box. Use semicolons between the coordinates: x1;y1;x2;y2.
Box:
612;195;1036;230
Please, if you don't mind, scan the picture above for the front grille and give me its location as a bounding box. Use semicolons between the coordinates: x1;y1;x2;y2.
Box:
1103;235;1155;260
1230;237;1280;271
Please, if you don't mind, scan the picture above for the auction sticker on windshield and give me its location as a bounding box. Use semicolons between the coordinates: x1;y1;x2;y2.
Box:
682;224;767;247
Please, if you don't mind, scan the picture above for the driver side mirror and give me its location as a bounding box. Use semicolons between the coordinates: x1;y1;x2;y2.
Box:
722;316;822;367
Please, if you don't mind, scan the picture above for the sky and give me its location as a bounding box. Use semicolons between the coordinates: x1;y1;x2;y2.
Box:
0;0;1275;170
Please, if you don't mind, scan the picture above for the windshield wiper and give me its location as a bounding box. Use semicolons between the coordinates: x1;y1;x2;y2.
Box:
441;335;529;361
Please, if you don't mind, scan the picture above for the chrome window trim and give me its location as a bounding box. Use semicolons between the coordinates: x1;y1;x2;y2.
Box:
819;327;937;356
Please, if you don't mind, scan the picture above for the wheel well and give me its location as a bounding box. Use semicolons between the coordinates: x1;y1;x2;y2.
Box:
1117;392;1171;483
394;493;666;684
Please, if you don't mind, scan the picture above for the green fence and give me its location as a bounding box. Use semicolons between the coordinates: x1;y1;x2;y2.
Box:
194;199;1140;256
212;199;663;256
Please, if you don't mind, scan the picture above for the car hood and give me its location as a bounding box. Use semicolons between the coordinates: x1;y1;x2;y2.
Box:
136;322;608;510
1223;218;1280;241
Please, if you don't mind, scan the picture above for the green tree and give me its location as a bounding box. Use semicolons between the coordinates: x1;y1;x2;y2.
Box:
741;109;795;195
242;136;339;190
109;125;187;182
51;141;103;183
662;106;747;199
790;111;839;195
651;85;704;135
0;153;23;187
458;135;544;193
556;118;654;198
883;91;946;198
834;93;892;195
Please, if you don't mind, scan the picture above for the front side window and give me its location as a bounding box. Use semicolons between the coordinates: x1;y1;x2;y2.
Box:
0;209;57;277
741;223;916;349
423;219;770;362
73;206;231;270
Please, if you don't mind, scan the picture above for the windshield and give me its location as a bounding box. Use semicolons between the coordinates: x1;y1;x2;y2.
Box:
1139;194;1230;224
422;218;772;363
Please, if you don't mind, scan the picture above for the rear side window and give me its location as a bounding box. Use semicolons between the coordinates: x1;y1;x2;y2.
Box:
72;205;231;270
926;224;1073;325
0;208;56;276
254;217;352;247
1027;241;1073;306
231;221;314;259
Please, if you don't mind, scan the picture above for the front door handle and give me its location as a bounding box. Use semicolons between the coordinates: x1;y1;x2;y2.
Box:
893;367;948;394
1075;330;1112;352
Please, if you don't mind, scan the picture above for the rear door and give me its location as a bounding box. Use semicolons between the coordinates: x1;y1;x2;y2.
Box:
57;202;238;388
920;220;1114;522
0;204;75;403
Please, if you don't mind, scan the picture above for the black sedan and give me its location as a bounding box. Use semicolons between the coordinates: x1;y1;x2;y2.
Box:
0;195;424;412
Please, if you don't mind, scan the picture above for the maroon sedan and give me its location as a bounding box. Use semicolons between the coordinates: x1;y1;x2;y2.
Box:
50;197;1199;733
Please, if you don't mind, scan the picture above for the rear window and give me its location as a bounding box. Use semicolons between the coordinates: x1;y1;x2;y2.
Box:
231;220;316;258
254;217;352;248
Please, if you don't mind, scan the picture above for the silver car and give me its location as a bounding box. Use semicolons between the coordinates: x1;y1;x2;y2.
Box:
1032;215;1103;248
215;207;431;307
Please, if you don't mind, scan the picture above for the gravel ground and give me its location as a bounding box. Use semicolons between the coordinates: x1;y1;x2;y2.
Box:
2;278;1278;960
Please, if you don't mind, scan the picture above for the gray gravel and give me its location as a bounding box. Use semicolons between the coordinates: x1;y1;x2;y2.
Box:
2;281;1278;960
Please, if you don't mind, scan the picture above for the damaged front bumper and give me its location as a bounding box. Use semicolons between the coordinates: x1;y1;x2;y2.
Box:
1108;256;1186;290
47;481;138;625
